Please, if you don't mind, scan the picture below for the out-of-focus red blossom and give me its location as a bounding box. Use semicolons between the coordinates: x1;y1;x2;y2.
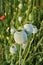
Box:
0;15;6;21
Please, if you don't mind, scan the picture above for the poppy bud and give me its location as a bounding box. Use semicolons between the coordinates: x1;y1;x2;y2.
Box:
10;28;16;34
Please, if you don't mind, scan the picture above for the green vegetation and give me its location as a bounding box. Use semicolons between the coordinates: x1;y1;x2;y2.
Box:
0;0;43;65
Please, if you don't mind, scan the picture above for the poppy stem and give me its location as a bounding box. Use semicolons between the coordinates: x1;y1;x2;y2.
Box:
19;45;22;65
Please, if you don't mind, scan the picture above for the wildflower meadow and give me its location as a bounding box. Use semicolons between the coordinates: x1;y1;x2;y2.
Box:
0;0;43;65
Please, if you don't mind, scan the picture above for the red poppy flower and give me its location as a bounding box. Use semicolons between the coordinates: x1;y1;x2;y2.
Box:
0;15;6;21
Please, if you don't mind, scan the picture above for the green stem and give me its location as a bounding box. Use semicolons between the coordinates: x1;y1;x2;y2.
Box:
24;35;34;61
26;52;43;62
33;0;36;7
19;45;22;65
0;0;3;15
34;36;43;52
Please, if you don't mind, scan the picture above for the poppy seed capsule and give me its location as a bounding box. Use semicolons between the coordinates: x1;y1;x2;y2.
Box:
24;24;33;34
14;30;27;45
32;26;38;34
10;45;17;55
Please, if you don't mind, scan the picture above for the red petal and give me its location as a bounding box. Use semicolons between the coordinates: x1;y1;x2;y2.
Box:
1;15;6;19
0;15;6;21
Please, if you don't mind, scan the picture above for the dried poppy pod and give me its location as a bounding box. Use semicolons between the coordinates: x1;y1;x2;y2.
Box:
24;23;33;34
32;26;38;34
14;30;27;45
10;45;17;55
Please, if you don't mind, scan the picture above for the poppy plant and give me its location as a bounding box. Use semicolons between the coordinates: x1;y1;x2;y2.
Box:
0;15;6;21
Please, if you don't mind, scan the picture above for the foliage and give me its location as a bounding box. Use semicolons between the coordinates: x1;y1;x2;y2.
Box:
0;0;43;65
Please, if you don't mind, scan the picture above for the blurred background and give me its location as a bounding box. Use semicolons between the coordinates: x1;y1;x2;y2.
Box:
0;0;43;65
